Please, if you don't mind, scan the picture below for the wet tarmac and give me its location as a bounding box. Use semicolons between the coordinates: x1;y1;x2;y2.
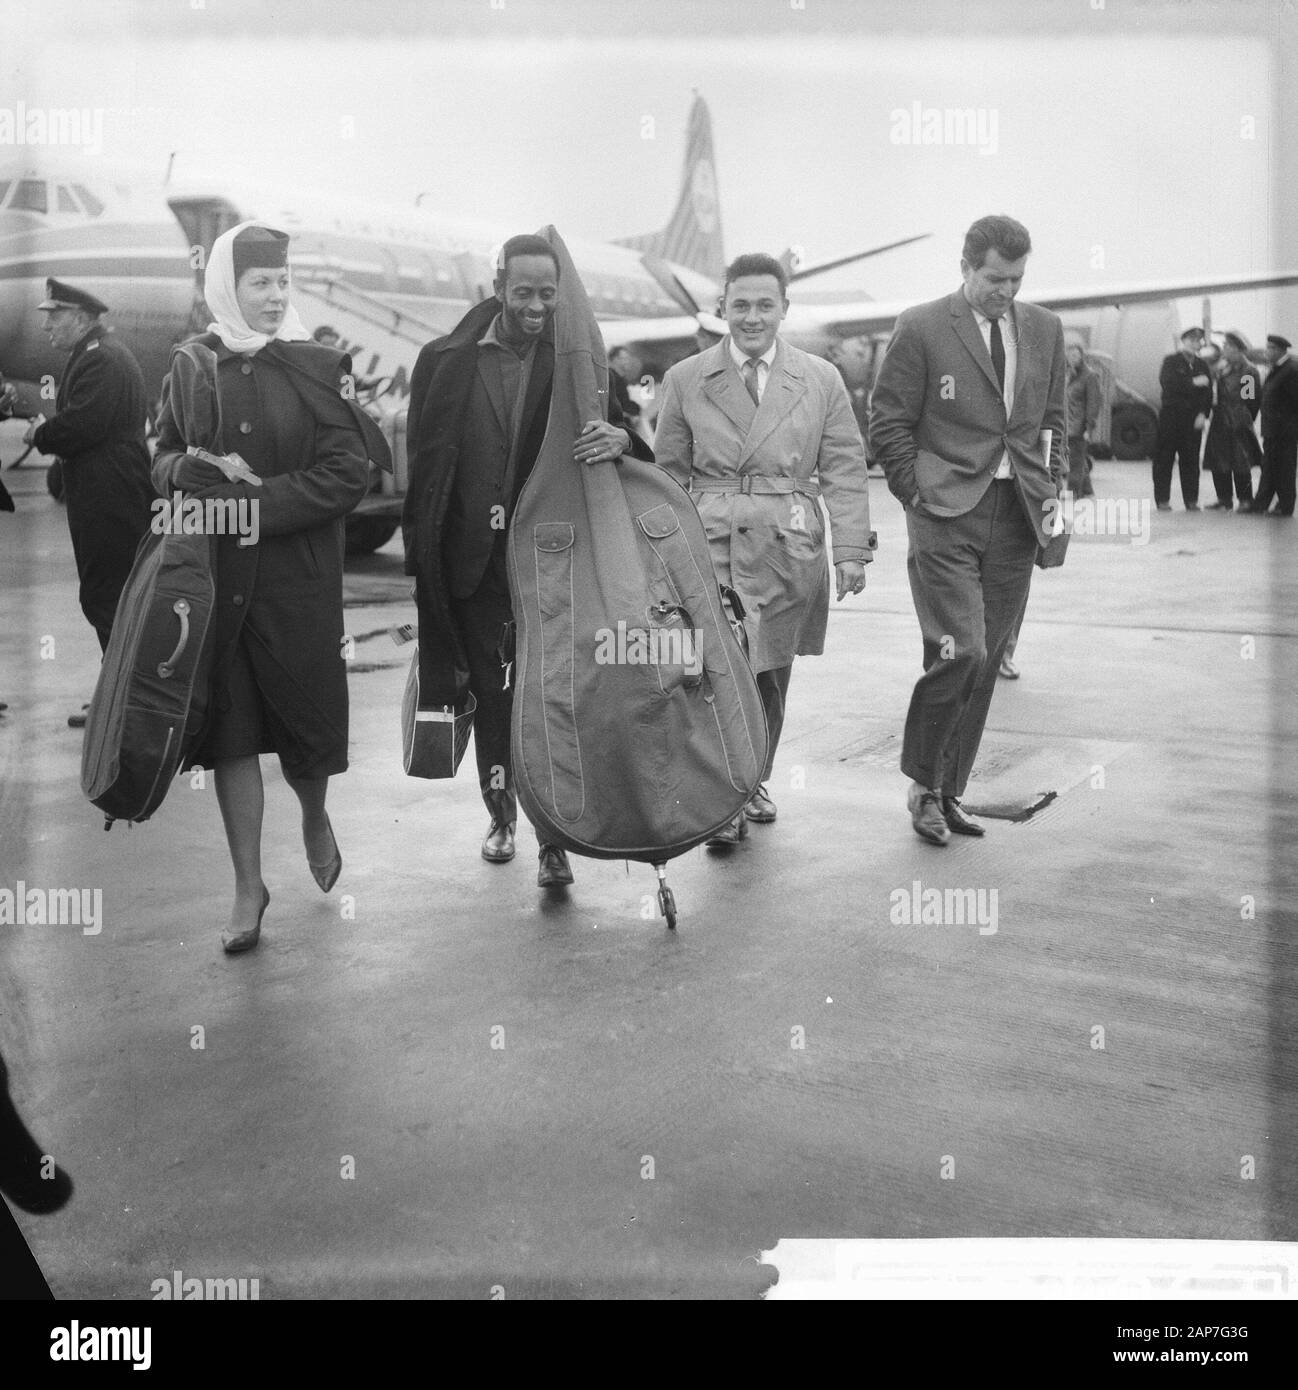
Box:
2;427;1295;1297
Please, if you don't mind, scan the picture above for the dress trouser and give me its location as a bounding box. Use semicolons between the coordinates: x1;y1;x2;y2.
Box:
755;664;792;783
1231;444;1256;505
1254;433;1297;515
1212;457;1255;506
1002;578;1031;664
901;479;1037;800
1152;416;1201;506
1066;434;1093;497
449;557;532;836
67;510;147;653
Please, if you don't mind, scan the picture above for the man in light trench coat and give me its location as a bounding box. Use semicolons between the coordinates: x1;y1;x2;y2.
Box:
653;252;875;845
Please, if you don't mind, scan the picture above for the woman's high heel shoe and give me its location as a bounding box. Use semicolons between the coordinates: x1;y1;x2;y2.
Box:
222;886;269;955
308;816;341;893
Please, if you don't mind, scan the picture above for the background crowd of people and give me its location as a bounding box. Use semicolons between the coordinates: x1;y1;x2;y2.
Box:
1153;326;1298;515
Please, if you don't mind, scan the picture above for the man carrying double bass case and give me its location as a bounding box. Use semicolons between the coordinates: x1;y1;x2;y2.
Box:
402;235;653;889
25;280;156;726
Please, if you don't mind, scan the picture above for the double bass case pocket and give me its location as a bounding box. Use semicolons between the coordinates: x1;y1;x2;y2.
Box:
531;522;583;823
634;504;705;696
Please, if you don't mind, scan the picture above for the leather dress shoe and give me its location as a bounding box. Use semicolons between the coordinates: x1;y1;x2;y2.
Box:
1184;502;1200;512
743;784;776;822
537;845;573;887
998;656;1019;680
67;701;90;729
705;813;748;847
907;783;950;846
942;796;985;837
482;821;516;863
222;886;269;955
1156;503;1172;512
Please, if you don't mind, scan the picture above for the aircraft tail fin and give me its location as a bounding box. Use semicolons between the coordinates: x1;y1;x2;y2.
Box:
615;94;724;281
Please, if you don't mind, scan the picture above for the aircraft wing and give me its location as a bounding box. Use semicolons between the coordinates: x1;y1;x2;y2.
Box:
800;271;1298;340
601;269;1298;364
599;302;918;358
599;315;702;353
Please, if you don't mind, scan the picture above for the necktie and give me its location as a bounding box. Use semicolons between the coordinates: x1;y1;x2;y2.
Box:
989;318;1006;394
742;357;761;407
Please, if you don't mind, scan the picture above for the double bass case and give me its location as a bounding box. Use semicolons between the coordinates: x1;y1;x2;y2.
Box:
507;227;768;872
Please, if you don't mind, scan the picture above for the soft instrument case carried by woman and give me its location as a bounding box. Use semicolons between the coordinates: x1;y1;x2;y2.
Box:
507;228;767;921
81;343;222;826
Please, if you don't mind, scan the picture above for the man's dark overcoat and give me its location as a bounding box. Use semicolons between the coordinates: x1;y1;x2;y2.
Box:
31;324;156;647
401;298;651;710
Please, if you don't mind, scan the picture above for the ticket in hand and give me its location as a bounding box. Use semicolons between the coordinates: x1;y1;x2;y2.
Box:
186;445;263;486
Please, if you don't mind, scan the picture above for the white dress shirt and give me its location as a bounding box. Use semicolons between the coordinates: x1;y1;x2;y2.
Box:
970;304;1017;478
729;337;778;402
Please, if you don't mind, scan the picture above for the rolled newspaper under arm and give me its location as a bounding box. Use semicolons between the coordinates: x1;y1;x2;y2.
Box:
1036;427;1070;567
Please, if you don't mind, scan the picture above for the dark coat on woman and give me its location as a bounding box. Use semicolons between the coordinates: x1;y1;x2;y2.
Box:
153;336;381;776
1203;361;1262;474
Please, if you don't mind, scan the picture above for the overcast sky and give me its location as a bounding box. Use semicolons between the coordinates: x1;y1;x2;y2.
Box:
5;0;1293;336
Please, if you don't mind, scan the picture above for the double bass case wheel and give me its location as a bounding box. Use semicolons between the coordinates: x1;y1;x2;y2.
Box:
654;863;677;930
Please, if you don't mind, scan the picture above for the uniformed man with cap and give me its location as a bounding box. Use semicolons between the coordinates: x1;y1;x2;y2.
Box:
1152;325;1212;512
1247;334;1298;517
24;280;156;718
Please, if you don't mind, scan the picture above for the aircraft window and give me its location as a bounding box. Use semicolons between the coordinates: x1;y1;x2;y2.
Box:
73;184;105;216
56;185;79;214
11;180;48;214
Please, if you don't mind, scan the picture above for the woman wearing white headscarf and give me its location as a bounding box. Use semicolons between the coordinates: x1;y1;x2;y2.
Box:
153;222;386;953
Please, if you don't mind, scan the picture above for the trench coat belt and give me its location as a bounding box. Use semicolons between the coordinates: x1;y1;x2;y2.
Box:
687;475;821;497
